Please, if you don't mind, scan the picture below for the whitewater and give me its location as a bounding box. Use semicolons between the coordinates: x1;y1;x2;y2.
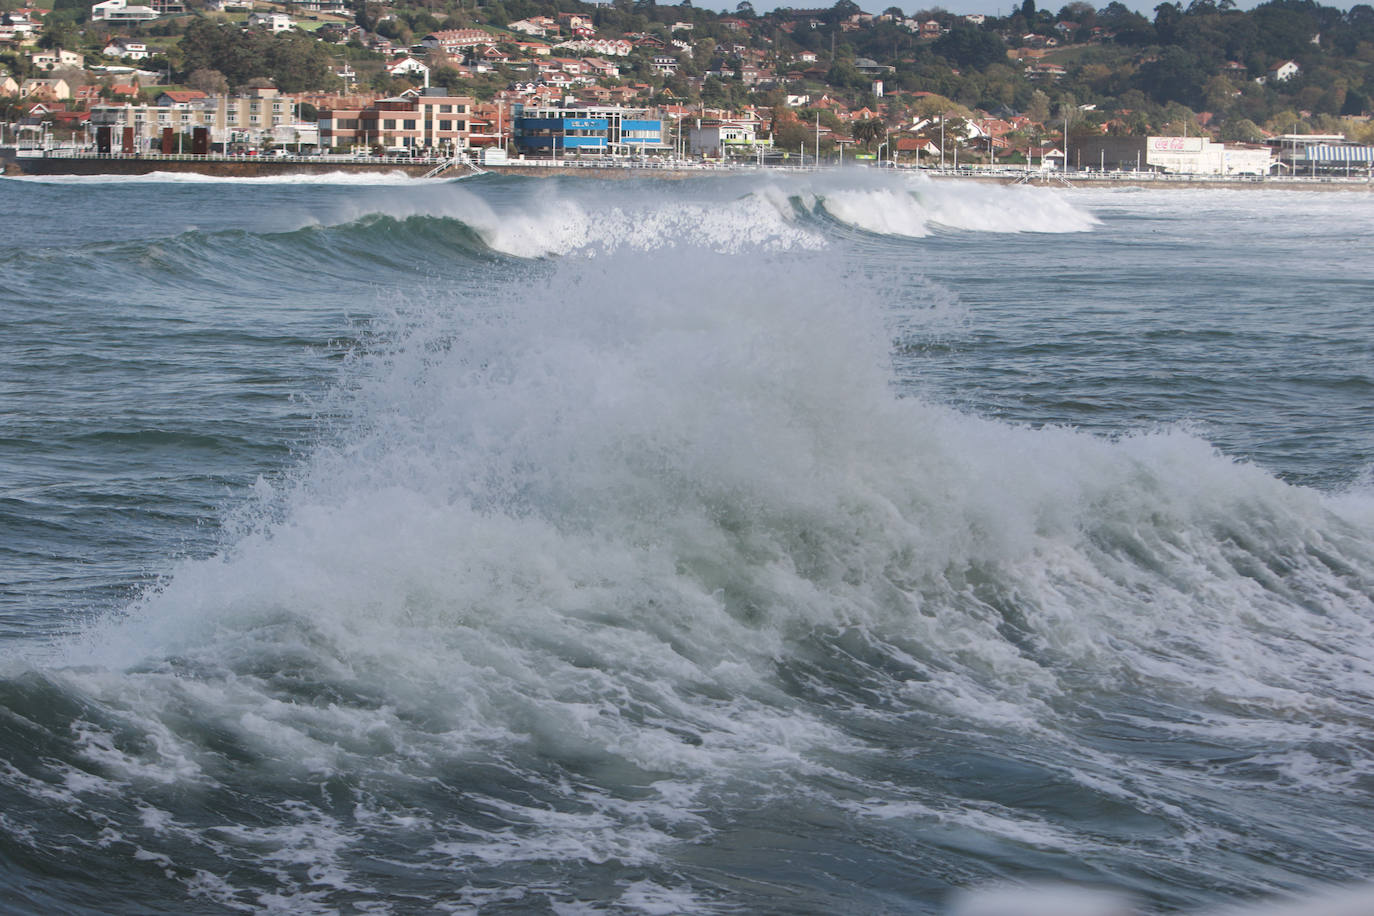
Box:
0;169;1371;915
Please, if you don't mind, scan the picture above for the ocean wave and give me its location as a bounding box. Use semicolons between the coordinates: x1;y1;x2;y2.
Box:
231;171;1102;256
56;246;1374;773
813;174;1100;236
4;197;1372;912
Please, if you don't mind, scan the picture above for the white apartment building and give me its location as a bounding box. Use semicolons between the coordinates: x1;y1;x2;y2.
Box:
90;0;160;22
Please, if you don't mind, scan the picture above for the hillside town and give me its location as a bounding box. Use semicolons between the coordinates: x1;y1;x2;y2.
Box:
3;0;1374;176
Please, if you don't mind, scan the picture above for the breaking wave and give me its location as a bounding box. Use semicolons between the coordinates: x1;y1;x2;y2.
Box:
2;171;1371;914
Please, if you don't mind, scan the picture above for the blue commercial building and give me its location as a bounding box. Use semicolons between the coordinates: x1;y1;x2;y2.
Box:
513;106;667;157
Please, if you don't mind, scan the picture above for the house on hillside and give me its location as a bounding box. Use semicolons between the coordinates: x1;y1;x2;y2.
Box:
247;12;293;31
557;13;594;37
387;57;431;80
507;17;554;37
90;0;158;21
102;38;147;60
29;48;84;69
20;77;70;100
1027;62;1067;79
420;29;497;56
2;10;39;39
1269;60;1300;82
581;57;619;78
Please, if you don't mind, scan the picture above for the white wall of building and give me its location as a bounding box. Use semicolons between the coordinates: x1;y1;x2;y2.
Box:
1146;136;1273;176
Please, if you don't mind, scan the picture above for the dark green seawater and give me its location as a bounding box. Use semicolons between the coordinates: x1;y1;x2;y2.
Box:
1;171;1372;915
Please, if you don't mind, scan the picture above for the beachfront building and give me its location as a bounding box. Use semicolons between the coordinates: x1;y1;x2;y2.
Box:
1268;134;1374;175
318;88;473;153
90;88;301;151
1295;144;1374;176
1073;136;1275;176
687;118;772;157
512;105;666;157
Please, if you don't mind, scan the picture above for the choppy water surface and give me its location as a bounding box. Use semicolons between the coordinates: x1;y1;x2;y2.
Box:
1;170;1372;915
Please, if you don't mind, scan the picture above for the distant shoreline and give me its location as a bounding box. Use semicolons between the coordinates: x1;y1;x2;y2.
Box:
4;148;1373;191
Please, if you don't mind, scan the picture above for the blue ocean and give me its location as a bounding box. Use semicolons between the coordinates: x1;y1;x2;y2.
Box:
1;170;1372;915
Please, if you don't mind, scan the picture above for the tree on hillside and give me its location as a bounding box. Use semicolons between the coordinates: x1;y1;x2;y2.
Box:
187;67;229;95
1218;116;1264;140
913;92;971;120
1099;1;1155;44
932;24;1006;70
1154;1;1183;43
1134;45;1206;108
851;115;885;149
179;18;336;92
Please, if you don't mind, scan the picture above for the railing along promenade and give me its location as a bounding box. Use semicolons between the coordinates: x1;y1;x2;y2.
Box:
5;145;1372;186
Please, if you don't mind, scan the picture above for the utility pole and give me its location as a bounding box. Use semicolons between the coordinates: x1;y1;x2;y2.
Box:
1063;113;1068;173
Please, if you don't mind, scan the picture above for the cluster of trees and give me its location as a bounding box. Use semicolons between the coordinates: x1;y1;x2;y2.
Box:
177;19;338;92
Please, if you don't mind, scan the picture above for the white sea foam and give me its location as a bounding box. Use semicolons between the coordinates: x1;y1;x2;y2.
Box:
817;175;1099;236
70;240;1374;762
3;168;424;186
275;170;1101;254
